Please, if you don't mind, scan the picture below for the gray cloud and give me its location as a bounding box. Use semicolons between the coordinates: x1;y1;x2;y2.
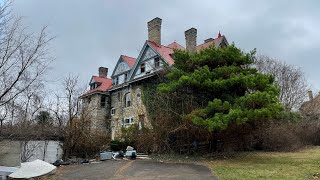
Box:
11;0;320;91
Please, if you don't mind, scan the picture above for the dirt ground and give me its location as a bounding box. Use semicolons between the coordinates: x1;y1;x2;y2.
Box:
49;159;218;180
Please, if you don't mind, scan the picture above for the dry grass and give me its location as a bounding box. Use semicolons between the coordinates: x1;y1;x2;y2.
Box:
207;146;320;180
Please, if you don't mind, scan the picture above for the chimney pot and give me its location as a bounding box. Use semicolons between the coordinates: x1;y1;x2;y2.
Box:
308;90;313;101
148;17;162;45
185;28;197;53
99;67;108;78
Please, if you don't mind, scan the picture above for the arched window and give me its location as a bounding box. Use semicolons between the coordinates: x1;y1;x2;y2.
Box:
124;93;131;107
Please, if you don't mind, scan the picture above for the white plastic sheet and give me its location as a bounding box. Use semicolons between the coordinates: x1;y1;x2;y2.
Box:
9;159;56;179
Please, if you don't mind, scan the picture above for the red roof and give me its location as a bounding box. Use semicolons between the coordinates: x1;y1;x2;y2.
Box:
121;55;136;68
196;36;224;51
81;76;112;96
148;35;224;65
147;40;175;65
167;42;185;50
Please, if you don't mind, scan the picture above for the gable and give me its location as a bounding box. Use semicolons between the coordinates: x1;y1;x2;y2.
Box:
111;57;131;77
128;42;164;80
113;61;130;76
142;46;157;61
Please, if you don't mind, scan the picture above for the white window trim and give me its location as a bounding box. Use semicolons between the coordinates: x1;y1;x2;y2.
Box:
111;108;116;116
121;117;134;128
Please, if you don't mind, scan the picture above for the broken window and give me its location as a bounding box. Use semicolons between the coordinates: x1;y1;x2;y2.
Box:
90;83;97;90
124;73;128;81
125;93;131;107
100;95;107;108
140;63;145;73
154;57;160;68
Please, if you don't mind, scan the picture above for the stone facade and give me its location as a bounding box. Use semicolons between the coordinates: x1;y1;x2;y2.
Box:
82;93;111;131
81;17;229;140
109;85;151;139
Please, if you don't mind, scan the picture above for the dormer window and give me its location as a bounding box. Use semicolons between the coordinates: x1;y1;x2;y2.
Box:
154;57;160;68
90;83;99;90
140;63;145;73
113;77;119;85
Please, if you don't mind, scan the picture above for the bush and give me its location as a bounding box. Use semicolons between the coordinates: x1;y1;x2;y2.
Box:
110;140;128;151
119;124;154;153
218;119;320;152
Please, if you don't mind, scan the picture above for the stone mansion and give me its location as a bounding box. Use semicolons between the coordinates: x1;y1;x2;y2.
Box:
80;17;229;140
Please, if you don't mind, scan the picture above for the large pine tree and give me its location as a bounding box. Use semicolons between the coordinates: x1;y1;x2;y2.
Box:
158;44;285;131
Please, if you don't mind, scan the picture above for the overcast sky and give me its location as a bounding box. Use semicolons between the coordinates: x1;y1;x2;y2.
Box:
9;0;320;91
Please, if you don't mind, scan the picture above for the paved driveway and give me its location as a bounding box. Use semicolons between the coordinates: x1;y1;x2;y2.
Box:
51;159;218;180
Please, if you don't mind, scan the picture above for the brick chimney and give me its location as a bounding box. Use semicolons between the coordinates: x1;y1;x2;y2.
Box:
99;67;108;78
185;28;197;53
308;90;313;101
148;17;162;45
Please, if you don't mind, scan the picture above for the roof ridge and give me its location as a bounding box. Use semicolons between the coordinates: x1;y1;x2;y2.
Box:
92;75;112;80
121;54;136;59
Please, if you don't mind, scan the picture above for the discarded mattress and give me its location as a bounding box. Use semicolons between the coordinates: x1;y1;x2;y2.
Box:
9;159;56;179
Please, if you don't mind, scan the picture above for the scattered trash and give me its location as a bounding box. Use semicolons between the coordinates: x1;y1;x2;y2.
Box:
61;161;71;165
125;150;137;157
53;159;63;166
126;146;134;151
131;151;137;160
80;159;89;164
100;151;113;160
9;159;56;179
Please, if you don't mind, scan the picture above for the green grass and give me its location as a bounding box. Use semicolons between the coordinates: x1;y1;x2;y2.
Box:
207;146;320;180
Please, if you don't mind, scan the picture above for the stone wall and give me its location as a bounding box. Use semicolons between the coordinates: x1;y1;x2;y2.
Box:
110;85;151;140
82;93;110;132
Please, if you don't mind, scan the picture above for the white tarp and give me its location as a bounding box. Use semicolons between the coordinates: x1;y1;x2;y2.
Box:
9;159;56;179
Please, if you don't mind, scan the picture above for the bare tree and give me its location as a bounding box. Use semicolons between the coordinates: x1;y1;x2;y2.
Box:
0;0;53;109
255;55;308;111
57;75;82;159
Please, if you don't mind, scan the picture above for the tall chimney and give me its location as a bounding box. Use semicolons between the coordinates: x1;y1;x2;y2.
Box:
99;67;108;78
308;90;313;101
185;28;197;53
147;17;162;45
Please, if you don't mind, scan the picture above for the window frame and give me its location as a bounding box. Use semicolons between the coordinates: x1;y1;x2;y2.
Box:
140;63;145;73
124;93;131;108
111;108;116;115
100;95;107;108
154;57;160;68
